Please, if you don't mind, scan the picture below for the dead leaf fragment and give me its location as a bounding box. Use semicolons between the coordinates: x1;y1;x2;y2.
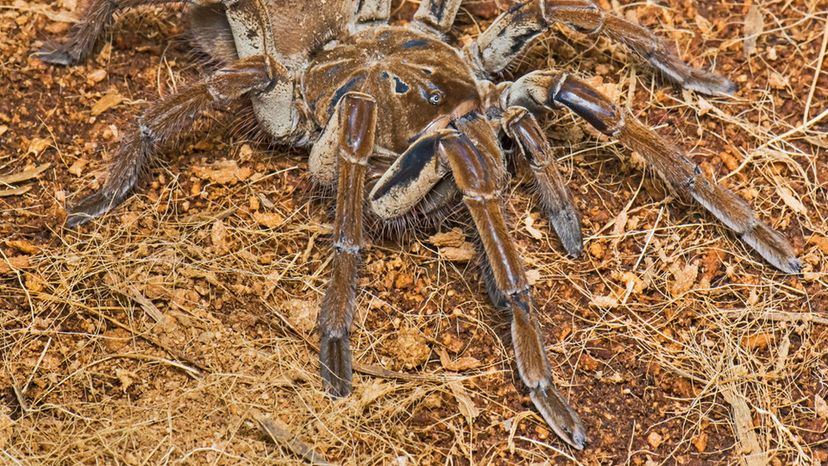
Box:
768;72;789;89
438;348;481;372
776;186;807;214
6;240;40;255
449;381;479;421
0;409;12;450
390;327;430;370
669;261;699;297
692;432;708;452
428;228;466;247
91;92;125;116
67;158;88;177
439;243;476;262
27;137;51;156
742;333;774;351
253;212;285;229
0;256;31;275
283;299;317;335
807;236;828;254
743;5;764;56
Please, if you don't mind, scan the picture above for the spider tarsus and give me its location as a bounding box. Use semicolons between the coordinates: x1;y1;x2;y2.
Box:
649;52;738;96
548;208;583;258
509;292;586;450
34;45;81;66
319;333;353;397
530;386;588;450
742;222;802;275
65;191;122;228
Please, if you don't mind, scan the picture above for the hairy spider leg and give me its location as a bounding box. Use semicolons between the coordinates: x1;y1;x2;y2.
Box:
352;0;392;28
502;107;583;257
413;0;463;33
66;55;286;227
505;71;800;274
467;0;736;95
35;0;193;65
317;93;378;398
437;129;587;450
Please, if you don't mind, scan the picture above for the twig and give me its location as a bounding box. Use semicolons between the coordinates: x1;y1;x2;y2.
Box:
804;18;828;123
257;416;334;466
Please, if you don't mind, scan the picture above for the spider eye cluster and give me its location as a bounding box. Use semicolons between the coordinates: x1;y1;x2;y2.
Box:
428;90;443;105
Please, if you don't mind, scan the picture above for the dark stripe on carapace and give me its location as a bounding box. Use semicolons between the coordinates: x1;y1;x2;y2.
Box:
393;76;410;93
371;136;440;201
328;75;366;116
402;39;429;49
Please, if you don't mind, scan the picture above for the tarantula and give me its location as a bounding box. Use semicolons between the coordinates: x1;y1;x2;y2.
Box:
38;0;801;450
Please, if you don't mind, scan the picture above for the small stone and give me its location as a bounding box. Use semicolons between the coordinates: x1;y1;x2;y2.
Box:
647;431;663;449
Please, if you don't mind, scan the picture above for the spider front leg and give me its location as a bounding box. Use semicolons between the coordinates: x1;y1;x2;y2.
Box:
506;71;800;273
317;93;378;397
352;0;392;27
67;54;287;227
413;0;463;33
502;107;583;257
438;131;587;450
467;0;735;95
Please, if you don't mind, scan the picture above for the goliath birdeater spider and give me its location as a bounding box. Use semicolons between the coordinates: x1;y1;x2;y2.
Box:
37;0;801;450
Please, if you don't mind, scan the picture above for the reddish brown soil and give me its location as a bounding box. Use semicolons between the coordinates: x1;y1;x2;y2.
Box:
1;0;827;464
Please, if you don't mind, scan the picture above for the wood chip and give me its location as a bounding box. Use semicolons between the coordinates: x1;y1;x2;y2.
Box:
524;214;544;240
192;159;252;185
647;431;663;448
0;186;31;197
211;220;229;254
721;386;767;466
589;295;618;308
91;92;125;116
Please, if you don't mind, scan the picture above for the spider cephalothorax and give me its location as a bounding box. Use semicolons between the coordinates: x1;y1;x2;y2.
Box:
38;0;801;450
